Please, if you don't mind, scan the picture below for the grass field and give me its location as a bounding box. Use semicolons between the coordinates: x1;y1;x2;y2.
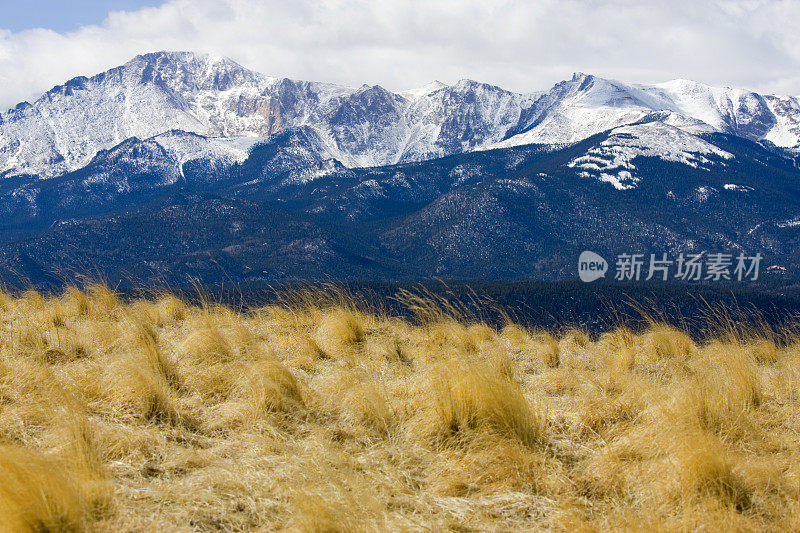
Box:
0;285;799;531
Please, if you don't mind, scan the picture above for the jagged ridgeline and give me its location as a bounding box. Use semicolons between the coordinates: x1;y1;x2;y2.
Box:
1;51;800;287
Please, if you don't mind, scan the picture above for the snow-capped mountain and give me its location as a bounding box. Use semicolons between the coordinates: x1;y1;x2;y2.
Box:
0;51;536;178
488;73;800;150
4;51;800;288
2;51;798;182
567;121;734;190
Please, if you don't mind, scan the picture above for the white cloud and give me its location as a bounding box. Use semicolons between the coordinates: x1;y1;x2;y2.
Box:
1;0;799;111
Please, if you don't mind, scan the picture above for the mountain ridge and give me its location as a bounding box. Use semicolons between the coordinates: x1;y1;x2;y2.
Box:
2;121;800;287
3;50;799;181
3;51;800;287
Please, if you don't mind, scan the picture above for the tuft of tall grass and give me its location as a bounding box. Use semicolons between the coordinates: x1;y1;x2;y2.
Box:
152;294;187;326
86;284;121;317
238;359;306;417
179;327;235;363
61;286;91;318
421;359;546;448
640;324;695;360
315;368;392;434
0;446;94;533
315;308;366;354
531;331;561;368
102;351;186;426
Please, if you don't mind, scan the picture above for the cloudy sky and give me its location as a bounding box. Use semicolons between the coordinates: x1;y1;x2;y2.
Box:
1;0;799;111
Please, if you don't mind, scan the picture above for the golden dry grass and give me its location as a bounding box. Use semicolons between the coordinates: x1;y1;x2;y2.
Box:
0;285;799;531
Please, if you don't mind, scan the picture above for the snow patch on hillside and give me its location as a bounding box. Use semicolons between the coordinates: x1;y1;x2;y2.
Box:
777;216;800;228
569;122;733;190
152;132;262;165
724;183;754;192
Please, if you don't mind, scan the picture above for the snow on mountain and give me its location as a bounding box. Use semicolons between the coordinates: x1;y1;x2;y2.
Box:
0;52;277;178
724;183;754;192
643;79;779;141
399;81;447;100
568;122;734;190
1;51;799;182
396;79;538;163
60;130;264;196
0;52;537;178
489;73;659;149
150;131;260;166
251;126;342;182
493;73;800;153
763;95;800;150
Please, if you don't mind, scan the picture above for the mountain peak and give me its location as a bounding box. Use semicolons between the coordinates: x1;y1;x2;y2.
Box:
123;50;263;94
130;50;229;66
657;78;713;91
571;72;595;82
399;80;446;99
454;78;490;89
